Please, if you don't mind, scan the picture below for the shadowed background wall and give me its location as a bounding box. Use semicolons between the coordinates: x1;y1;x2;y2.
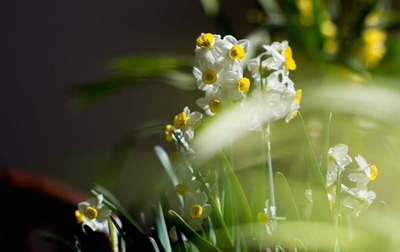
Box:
0;0;259;208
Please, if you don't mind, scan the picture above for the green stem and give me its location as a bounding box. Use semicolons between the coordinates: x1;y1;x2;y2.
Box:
263;124;277;230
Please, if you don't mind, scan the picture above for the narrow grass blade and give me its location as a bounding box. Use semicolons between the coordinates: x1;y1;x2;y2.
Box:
298;113;334;251
298;113;332;223
219;151;254;244
320;113;332;184
276;172;304;239
150;237;161;252
154;201;172;252
154;145;179;186
169;210;223;252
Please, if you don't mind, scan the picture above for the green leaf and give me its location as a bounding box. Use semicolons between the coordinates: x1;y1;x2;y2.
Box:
39;233;78;251
191;167;235;252
93;185;144;234
275;172;303;238
298;113;332;223
68;55;195;109
91;190;154;250
150;237;161;252
298;113;335;251
219;151;254;244
154;145;179;187
169;210;222;252
154;201;172;252
223;174;239;245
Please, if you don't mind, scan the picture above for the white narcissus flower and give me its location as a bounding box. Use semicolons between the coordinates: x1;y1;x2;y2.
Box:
215;35;250;71
326;144;352;187
222;68;250;101
342;187;376;216
182;192;212;231
175;166;201;197
263;41;296;78
196;88;229;116
193;60;225;92
173;106;203;142
348;155;378;187
195;33;221;65
77;194;111;233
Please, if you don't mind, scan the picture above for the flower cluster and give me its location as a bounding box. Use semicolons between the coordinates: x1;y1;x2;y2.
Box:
247;41;302;125
194;33;251;116
164;33;304;235
306;144;377;217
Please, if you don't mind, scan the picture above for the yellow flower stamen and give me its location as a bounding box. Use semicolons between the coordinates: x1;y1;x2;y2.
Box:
174;112;187;129
369;165;378;181
229;44;244;60
202;69;217;84
75;210;83;224
291;110;298;119
238;77;250;92
328;154;337;163
257;212;266;224
196;33;214;49
84;206;98;220
209;99;223;113
190;205;203;218
165;124;173;142
176;184;187;196
295;89;302;104
284;46;296;70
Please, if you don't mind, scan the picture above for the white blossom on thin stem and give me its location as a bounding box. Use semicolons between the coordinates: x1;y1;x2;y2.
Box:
77;194;111;233
215;35;250;71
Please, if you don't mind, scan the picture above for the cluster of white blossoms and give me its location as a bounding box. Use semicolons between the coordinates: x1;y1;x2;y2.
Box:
306;144;378;217
76;194;111;233
165;33;303;235
247;41;302;126
194;33;250;116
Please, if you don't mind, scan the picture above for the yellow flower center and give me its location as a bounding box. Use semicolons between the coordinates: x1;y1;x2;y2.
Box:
291;110;298;119
202;69;217;84
209;99;223;113
328;154;337;163
84;206;98;220
295;89;302;104
196;33;214;49
238;77;250;92
229;44;244;60
284;46;296;70
190;205;203;218
176;184;187;196
174;112;187;129
75;210;83;224
165;124;173;142
257;212;266;224
369;165;378;181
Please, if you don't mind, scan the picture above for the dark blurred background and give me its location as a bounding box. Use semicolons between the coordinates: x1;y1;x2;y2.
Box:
1;0;400;250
